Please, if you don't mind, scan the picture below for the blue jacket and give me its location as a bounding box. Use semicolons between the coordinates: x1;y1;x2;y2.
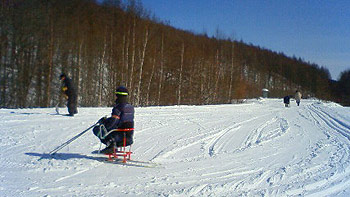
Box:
102;102;134;146
283;96;290;104
110;103;135;129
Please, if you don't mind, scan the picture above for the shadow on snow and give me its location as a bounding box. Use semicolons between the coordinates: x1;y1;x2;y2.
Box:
25;152;157;168
25;152;105;162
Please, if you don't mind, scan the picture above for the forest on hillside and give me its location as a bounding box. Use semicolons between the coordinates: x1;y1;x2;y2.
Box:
1;0;349;108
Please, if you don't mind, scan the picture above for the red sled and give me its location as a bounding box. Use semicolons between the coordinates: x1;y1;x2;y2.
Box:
104;128;134;163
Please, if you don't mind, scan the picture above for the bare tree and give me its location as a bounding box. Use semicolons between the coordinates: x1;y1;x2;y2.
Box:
135;25;149;106
177;42;184;105
146;56;156;105
228;43;234;102
128;17;136;96
157;32;164;105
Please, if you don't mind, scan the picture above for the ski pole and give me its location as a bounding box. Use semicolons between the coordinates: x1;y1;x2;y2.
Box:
49;123;97;155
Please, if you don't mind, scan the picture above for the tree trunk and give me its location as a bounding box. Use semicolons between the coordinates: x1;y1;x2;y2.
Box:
128;18;136;96
45;11;54;107
136;26;149;106
98;26;108;106
228;43;234;102
146;56;156;106
157;33;164;105
177;42;184;105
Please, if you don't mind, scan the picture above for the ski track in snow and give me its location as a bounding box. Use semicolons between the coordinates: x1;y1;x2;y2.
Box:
1;99;350;196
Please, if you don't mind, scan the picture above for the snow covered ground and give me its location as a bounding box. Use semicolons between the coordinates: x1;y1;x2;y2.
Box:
1;98;350;196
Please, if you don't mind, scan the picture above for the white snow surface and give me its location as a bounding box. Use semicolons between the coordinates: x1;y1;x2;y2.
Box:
1;98;350;196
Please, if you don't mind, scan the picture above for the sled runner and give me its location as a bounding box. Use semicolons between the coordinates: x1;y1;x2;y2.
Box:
89;153;158;168
102;128;134;163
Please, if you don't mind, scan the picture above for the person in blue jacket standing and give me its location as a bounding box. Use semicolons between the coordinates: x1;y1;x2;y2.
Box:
283;95;290;107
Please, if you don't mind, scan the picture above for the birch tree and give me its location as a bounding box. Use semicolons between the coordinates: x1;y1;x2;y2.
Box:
135;25;149;106
157;32;164;105
177;42;184;105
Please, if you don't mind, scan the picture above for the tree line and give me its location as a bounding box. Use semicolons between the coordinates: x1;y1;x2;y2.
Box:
1;0;348;108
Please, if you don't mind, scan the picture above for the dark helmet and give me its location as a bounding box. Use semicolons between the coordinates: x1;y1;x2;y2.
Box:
115;86;128;96
60;73;66;80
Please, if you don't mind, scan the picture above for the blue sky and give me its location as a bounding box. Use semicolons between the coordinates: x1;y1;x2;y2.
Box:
140;0;350;80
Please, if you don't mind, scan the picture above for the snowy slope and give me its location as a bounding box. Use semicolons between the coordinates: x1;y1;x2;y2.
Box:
1;99;350;196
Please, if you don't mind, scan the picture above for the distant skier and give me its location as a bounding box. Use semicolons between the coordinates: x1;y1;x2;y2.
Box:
283;95;290;107
295;90;302;106
93;86;135;154
60;73;78;116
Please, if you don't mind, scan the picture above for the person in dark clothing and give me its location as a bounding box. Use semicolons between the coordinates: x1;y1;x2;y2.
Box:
60;73;78;116
93;86;135;154
283;95;290;107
